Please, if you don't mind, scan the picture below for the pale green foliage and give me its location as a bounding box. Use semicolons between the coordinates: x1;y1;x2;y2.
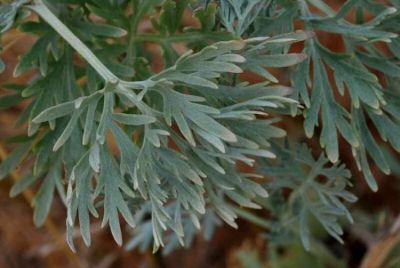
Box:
260;143;357;250
219;0;268;36
0;0;27;33
0;0;303;252
0;0;399;256
266;0;400;192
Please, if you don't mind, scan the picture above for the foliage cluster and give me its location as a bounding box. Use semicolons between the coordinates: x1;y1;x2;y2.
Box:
0;0;399;255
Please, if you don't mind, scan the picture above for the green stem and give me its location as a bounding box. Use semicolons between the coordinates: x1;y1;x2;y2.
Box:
28;1;234;83
133;32;235;43
28;0;119;83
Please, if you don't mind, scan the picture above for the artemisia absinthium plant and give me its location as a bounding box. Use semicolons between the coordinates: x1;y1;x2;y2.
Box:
0;0;399;255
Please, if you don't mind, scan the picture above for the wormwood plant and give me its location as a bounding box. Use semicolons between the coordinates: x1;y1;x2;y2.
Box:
0;0;399;255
